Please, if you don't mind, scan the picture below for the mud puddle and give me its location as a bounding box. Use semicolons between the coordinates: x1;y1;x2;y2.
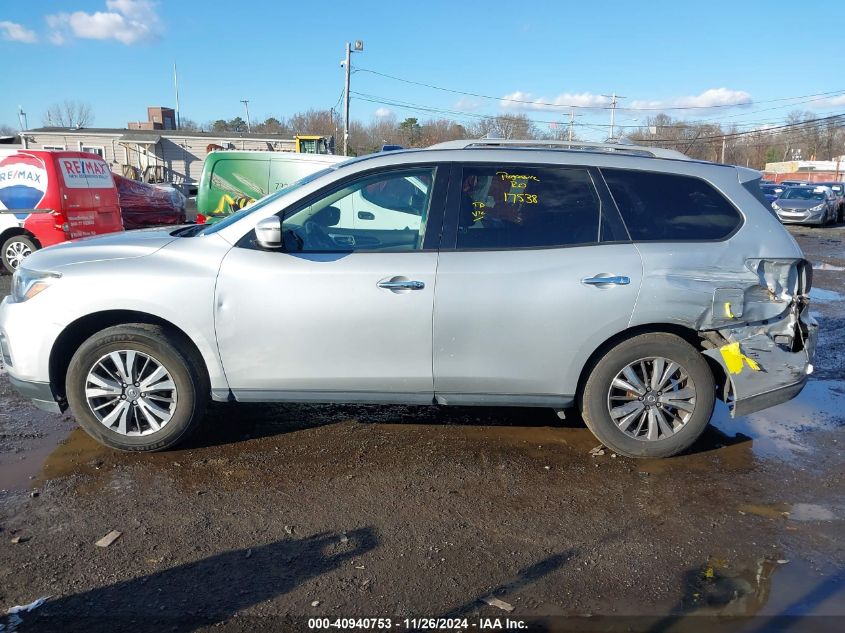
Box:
710;379;845;460
809;287;844;303
679;555;845;618
0;371;78;493
813;261;845;272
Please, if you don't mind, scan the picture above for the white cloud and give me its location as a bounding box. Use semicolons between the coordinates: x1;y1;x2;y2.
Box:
374;107;394;118
629;88;752;110
454;97;483;111
500;91;611;111
47;0;162;45
0;20;38;43
815;94;845;107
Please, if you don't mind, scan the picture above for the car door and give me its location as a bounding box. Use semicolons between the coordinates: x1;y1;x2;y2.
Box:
432;163;643;406
214;164;447;403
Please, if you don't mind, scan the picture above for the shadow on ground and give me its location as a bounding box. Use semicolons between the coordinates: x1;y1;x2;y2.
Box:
13;528;377;633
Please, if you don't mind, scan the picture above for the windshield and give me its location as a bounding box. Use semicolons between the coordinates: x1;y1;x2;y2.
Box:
781;187;827;201
200;167;335;235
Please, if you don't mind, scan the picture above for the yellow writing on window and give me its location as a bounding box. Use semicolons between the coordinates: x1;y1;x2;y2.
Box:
471;201;486;222
504;192;538;204
496;171;540;186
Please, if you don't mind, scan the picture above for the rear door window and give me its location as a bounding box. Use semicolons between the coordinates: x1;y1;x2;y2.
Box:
456;166;601;249
602;169;742;241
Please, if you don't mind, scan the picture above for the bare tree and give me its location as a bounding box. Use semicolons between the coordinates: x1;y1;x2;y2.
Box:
288;109;337;137
42;100;94;128
0;123;17;136
179;118;202;131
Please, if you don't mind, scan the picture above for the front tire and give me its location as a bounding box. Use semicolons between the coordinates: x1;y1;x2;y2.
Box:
2;235;37;273
66;324;208;452
581;333;715;458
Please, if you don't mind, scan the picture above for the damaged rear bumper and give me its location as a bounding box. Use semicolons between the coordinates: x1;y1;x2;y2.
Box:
703;300;818;418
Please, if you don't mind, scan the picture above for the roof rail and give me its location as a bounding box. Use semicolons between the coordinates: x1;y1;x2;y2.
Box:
428;138;689;160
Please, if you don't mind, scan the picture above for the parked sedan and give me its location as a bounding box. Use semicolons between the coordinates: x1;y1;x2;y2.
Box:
759;183;787;203
772;186;838;225
813;181;845;222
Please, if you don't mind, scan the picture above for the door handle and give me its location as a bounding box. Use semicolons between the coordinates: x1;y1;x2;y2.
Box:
582;275;631;286
378;280;425;291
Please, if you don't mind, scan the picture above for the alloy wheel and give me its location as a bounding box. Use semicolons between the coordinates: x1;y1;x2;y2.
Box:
4;241;32;269
607;356;697;441
85;350;178;436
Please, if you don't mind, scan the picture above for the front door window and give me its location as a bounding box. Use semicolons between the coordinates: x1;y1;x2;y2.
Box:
282;168;436;252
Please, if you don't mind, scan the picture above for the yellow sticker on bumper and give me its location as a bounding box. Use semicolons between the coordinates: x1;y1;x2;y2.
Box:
720;341;762;375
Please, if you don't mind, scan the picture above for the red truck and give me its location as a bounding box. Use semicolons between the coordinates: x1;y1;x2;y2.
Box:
0;150;124;273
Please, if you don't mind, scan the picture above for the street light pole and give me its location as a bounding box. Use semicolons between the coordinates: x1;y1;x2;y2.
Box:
343;42;351;156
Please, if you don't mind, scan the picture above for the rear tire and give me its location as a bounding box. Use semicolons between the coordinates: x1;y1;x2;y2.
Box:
66;324;208;452
581;333;715;458
2;235;37;273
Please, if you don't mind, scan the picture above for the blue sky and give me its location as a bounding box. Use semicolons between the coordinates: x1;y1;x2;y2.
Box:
2;0;845;140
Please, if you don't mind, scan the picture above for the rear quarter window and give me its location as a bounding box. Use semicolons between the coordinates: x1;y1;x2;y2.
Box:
602;169;742;241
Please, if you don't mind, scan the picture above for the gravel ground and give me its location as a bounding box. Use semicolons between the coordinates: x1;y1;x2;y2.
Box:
0;224;843;632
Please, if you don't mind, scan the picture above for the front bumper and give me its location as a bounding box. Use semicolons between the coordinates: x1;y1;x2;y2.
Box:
776;208;825;224
703;300;818;417
0;295;65;413
7;375;63;413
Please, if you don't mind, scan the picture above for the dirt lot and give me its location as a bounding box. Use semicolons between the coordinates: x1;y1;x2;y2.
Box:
1;226;843;632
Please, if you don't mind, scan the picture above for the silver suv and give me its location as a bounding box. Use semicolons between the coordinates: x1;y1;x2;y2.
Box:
0;140;818;458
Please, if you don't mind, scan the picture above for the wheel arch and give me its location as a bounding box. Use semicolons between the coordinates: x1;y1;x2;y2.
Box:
0;227;41;248
49;310;211;402
574;323;724;409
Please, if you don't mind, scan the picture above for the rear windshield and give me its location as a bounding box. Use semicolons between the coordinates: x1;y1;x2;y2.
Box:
781;188;826;201
602;169;742;241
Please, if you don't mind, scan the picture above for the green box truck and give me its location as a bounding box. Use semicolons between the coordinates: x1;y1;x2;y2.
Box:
196;151;345;224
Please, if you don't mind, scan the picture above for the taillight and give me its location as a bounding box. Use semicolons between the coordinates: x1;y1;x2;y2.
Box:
195;214;207;225
51;210;70;233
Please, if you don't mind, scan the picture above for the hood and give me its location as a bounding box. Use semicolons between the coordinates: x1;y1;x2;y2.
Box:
775;199;822;210
22;226;181;271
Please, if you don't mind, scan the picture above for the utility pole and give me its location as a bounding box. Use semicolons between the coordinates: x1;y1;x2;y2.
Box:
721;137;726;163
240;99;251;132
602;92;625;140
173;62;181;130
342;40;364;156
567;110;581;142
343;43;351;156
17;105;28;132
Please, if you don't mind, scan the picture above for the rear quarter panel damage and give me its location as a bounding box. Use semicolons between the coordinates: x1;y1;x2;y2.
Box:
630;240;817;418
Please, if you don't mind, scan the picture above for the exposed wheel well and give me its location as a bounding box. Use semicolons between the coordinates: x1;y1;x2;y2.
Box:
0;228;40;248
574;323;727;410
49;310;208;402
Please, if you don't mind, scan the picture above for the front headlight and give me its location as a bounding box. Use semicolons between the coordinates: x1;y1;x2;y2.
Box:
11;269;61;303
809;204;825;212
772;202;781;210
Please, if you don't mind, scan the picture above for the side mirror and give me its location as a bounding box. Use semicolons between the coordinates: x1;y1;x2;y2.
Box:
255;216;282;249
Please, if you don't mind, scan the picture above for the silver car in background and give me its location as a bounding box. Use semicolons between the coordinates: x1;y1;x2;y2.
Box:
772;185;838;225
0;139;818;458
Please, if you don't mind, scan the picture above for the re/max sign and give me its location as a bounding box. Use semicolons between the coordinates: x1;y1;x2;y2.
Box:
61;159;109;177
0;169;43;184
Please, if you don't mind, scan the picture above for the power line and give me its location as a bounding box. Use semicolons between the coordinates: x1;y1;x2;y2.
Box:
635;113;845;145
351;91;845;142
354;67;845;113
